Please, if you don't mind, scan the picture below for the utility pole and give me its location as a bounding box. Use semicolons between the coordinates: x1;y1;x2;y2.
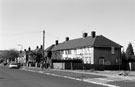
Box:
43;30;45;62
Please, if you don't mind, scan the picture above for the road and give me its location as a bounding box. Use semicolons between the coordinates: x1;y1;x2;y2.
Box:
0;67;105;87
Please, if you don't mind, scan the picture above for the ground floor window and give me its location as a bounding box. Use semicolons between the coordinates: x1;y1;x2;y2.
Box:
83;57;91;64
99;58;104;65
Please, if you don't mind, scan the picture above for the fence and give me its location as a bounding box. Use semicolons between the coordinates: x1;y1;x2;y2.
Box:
52;59;135;71
65;63;127;70
53;62;132;71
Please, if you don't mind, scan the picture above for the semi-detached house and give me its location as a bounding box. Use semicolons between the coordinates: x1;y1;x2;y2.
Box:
48;31;122;66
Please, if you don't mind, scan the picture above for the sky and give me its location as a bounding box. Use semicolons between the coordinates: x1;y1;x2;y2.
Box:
0;0;135;51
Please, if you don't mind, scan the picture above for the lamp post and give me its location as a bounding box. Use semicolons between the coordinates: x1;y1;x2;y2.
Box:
17;44;23;63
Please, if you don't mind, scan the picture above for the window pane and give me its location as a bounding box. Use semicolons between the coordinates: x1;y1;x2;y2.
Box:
99;59;104;65
111;47;115;54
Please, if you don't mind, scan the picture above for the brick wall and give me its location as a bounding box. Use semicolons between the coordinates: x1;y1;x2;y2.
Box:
94;47;121;65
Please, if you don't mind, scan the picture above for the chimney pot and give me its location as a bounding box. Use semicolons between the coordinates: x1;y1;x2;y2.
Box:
24;49;27;52
55;40;59;45
28;47;31;51
36;46;39;49
91;31;96;38
83;32;88;38
40;45;43;49
65;37;69;41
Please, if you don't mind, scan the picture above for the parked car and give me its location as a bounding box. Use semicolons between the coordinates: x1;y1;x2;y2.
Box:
9;63;22;69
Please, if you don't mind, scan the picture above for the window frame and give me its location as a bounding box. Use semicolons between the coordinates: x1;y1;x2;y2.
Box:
99;58;105;65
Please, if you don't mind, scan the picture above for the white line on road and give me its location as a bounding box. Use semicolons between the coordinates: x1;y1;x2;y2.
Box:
26;70;36;72
83;79;118;87
96;78;114;82
38;71;44;73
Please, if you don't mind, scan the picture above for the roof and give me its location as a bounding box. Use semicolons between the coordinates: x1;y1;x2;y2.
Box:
93;35;122;47
51;35;122;51
45;44;55;52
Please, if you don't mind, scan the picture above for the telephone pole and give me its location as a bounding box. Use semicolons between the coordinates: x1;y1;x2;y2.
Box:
43;30;45;61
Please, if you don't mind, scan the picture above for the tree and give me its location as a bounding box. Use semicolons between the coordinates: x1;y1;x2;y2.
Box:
125;43;135;71
29;51;37;63
126;43;135;62
36;52;42;63
121;50;127;63
8;49;19;62
1;49;19;62
29;50;42;63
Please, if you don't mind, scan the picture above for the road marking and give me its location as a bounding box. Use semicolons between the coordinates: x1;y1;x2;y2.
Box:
75;78;82;81
26;70;36;72
63;76;77;80
96;78;114;82
49;73;61;77
38;71;44;73
45;73;51;75
23;69;119;87
83;79;119;87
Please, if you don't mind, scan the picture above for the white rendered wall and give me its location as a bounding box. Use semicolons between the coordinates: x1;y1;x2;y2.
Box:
61;47;94;64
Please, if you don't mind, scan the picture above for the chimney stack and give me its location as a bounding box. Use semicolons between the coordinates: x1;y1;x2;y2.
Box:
36;46;39;49
83;32;88;38
24;49;27;52
65;37;69;41
55;40;59;45
40;45;43;49
28;47;31;51
20;50;22;53
91;31;96;38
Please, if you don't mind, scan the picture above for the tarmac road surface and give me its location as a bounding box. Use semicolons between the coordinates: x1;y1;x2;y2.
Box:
0;67;105;87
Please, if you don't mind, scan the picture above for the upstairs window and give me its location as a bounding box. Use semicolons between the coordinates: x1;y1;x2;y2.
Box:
65;50;68;54
65;50;71;54
111;47;115;54
68;50;71;54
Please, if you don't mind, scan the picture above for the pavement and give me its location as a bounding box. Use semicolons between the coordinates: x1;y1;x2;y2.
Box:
21;66;135;87
21;66;135;81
